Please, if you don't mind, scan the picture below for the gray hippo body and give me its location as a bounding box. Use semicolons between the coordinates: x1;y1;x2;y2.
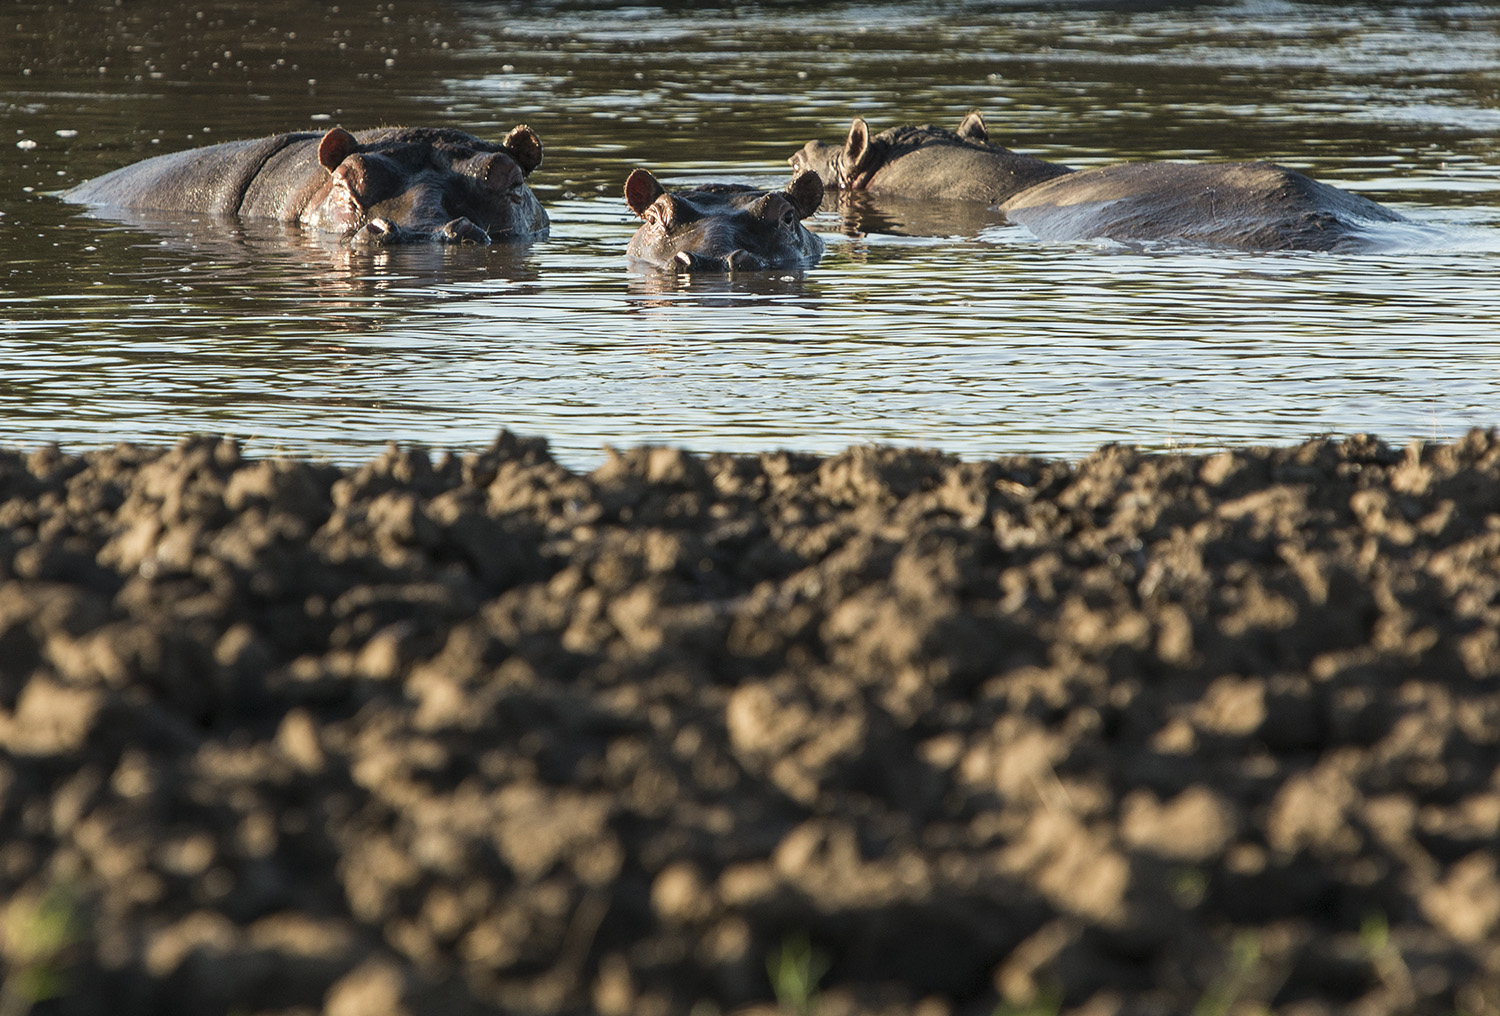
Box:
623;168;825;271
1000;159;1406;250
791;113;1410;251
63;125;548;245
792;111;1072;203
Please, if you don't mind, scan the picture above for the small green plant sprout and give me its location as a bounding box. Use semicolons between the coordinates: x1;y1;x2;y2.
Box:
0;882;84;1016
1194;930;1265;1016
993;981;1063;1016
1358;910;1389;954
1171;867;1210;909
1359;909;1415;999
767;930;831;1016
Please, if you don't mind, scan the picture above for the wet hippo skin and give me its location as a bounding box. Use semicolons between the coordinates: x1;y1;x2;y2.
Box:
999;158;1407;250
792;112;1412;251
63;125;549;246
623;168;825;272
792;110;1072;204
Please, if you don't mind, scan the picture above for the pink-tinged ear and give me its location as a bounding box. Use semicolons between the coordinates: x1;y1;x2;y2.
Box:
842;117;874;178
624;168;665;217
317;127;360;173
785;170;824;219
502;124;543;175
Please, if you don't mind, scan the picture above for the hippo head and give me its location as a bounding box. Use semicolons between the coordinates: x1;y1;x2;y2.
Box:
789;111;991;190
623;169;825;272
304;125;548;245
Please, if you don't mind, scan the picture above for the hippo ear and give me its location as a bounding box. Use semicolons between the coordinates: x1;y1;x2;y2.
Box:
502;124;543;175
624;169;665;217
784;170;824;220
317;127;360;173
842;117;876;179
957;110;988;143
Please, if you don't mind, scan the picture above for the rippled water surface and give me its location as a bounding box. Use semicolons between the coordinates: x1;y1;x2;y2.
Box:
3;1;1499;466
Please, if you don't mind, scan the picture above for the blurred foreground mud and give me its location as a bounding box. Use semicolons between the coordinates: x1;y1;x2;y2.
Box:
1;431;1498;1016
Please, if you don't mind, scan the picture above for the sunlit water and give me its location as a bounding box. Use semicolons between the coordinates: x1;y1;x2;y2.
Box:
3;1;1498;467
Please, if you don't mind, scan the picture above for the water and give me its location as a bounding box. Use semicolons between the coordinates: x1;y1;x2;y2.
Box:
3;0;1499;467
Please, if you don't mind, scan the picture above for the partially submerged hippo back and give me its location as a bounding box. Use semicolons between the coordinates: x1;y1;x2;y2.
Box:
790;111;1071;203
623;169;825;272
999;159;1411;251
793;110;1417;251
63;125;549;245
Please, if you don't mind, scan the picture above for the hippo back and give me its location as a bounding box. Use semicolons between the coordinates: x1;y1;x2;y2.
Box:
62;134;319;215
1000;161;1410;251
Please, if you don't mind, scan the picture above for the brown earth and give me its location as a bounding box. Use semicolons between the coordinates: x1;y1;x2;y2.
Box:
0;430;1498;1016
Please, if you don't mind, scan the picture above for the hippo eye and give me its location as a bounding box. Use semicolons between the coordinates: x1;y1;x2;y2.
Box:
780;208;797;227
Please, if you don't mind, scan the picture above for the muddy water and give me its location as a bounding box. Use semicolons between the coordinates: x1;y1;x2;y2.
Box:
2;1;1498;466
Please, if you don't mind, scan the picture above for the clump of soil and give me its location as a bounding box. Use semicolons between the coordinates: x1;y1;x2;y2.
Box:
1;431;1497;1016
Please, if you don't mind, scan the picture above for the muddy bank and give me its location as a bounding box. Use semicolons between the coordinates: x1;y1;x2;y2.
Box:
0;431;1497;1016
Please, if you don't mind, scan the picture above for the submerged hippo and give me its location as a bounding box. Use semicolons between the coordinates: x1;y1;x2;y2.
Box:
63;125;548;245
791;112;1411;251
623;168;825;271
792;111;1072;203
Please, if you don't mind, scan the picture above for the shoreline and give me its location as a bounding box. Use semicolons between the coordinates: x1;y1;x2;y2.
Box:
1;430;1497;1015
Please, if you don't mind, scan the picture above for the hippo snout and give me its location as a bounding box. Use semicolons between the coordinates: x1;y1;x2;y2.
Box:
350;217;448;246
672;249;767;273
725;249;768;271
788;140;841;189
347;216;492;246
439;217;491;244
351;217;405;245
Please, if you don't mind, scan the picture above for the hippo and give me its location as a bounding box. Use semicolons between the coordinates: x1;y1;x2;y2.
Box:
62;125;548;246
623;168;825;271
791;110;1072;204
791;112;1412;251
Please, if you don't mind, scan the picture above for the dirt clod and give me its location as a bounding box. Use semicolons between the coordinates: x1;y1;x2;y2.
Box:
2;431;1499;1015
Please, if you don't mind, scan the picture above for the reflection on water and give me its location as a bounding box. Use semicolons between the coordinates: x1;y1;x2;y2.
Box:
70;205;546;295
1;0;1498;466
625;268;819;304
826;193;1015;240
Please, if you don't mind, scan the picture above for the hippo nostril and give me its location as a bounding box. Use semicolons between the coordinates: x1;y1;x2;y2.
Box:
673;250;698;271
353;217;398;245
726;249;764;272
440;217;492;245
